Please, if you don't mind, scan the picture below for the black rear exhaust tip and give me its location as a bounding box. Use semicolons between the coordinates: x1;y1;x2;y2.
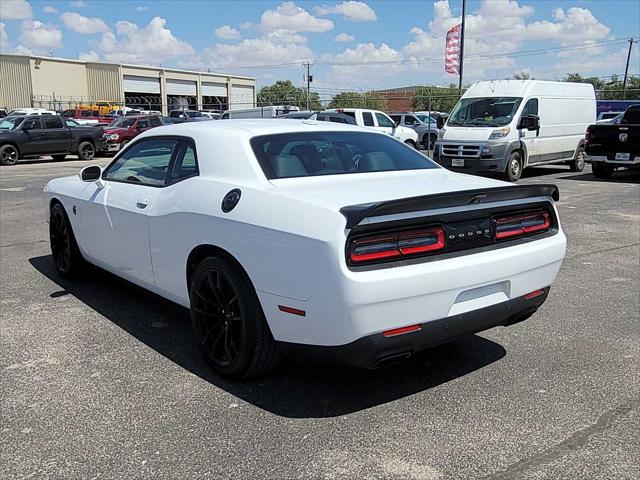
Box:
372;351;413;368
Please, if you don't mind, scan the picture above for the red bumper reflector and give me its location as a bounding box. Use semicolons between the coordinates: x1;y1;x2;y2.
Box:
383;324;422;337
278;305;306;316
524;289;545;300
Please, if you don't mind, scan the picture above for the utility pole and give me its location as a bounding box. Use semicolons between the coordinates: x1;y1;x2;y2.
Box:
622;38;637;100
458;0;467;96
303;62;312;110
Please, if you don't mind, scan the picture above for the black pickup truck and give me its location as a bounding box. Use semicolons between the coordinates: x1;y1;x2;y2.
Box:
585;104;640;178
0;115;104;166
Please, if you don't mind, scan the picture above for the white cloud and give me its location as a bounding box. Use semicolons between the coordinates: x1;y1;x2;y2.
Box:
97;16;193;64
14;44;33;55
43;5;58;14
334;33;354;42
331;42;404;86
78;50;99;61
60;12;109;34
3;0;33;20
240;22;253;30
69;1;86;7
136;6;149;12
260;2;333;33
214;25;241;40
19;20;62;50
526;7;610;44
315;1;377;22
0;23;8;49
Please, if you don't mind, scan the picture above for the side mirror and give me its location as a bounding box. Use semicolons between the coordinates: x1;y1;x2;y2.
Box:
519;115;540;131
436;115;445;129
79;165;105;189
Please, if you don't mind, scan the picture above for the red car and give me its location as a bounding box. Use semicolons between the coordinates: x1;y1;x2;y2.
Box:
102;115;163;152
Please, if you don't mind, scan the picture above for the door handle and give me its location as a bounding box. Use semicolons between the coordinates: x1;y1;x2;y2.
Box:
136;199;150;209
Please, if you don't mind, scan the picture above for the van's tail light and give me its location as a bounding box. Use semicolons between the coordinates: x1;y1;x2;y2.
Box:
493;210;551;240
350;227;445;264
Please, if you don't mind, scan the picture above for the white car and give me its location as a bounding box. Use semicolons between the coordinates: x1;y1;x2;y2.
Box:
44;120;566;378
324;108;420;148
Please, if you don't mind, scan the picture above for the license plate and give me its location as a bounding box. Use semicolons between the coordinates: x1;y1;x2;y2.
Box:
451;158;465;167
615;152;630;161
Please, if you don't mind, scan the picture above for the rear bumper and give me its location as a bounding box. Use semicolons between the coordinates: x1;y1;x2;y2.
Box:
278;287;549;368
586;154;640;166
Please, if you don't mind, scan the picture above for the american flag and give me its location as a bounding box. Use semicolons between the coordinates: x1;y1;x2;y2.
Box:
445;24;462;75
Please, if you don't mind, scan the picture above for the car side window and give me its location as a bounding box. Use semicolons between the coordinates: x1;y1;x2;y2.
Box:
104;138;178;186
405;116;418;125
362;112;375;126
22;118;42;130
169;141;199;183
390;115;401;124
522;98;538;117
44;116;63;129
375;113;395;128
149;116;162;127
137;119;150;129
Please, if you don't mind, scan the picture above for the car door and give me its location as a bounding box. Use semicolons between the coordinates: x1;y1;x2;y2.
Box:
79;137;180;287
519;98;539;163
374;112;397;137
42;115;71;152
19;117;46;154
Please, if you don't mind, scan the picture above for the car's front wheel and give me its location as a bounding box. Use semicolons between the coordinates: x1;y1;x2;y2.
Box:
0;144;19;166
404;139;418;149
502;150;523;182
190;256;282;379
77;141;95;160
49;203;84;277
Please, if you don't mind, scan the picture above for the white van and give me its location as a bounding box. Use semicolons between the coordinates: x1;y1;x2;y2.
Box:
222;106;300;119
434;80;596;181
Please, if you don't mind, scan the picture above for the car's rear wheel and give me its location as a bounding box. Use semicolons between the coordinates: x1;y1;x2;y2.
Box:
592;163;614;179
570;145;586;172
422;133;437;150
502;150;523;182
0;144;19;166
190;256;282;379
49;203;84;277
77;141;95;160
51;154;67;161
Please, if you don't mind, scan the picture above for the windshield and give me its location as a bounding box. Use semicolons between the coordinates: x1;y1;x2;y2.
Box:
448;97;522;127
109;117;136;128
415;114;436;124
251;131;438;179
186;111;203;118
0;117;25;129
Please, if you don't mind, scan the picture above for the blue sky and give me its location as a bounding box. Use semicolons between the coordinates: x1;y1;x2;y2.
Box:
1;0;639;96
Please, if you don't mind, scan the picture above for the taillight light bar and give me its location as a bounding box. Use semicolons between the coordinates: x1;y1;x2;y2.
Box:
494;210;551;240
350;227;445;264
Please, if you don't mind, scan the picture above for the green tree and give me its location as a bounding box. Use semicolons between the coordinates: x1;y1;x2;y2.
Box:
257;80;321;110
328;91;387;110
411;84;461;113
563;73;640;100
510;71;532;80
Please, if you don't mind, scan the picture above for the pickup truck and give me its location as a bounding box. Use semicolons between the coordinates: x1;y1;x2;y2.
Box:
585;105;640;178
0;115;103;165
102;114;163;152
62;108;112;126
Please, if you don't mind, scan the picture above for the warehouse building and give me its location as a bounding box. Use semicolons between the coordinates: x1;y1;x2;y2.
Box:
0;53;256;114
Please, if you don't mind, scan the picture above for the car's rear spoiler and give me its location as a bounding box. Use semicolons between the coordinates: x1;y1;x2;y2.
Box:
340;184;560;229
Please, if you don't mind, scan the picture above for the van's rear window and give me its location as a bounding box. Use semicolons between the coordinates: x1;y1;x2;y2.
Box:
250;131;438;179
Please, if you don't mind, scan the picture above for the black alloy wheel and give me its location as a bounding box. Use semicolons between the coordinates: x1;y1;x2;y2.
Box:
190;256;282;379
49;203;82;277
77;141;95;160
0;144;19;166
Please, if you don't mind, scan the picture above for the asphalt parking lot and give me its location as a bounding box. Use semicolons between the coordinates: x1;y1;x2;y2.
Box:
1;158;638;479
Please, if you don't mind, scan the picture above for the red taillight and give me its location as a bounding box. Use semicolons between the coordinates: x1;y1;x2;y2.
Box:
494;210;551;240
383;324;422;337
350;227;445;264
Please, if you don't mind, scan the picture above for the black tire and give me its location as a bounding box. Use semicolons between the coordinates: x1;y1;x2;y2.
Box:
189;256;282;379
49;203;84;278
120;140;129;150
404;139;418;150
0;144;19;166
570;145;586;172
77;141;95;160
51;154;67;161
422;133;438;150
592;163;614;179
502;150;523;182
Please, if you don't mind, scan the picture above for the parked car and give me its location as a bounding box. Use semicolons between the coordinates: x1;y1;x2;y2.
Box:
325;108;419;148
43;119;566;378
62;109;112;126
0;115;103;165
0;108;8;118
434;80;596;181
585;104;640;178
103;115;163;153
9;108;57;116
169;110;205;119
278;111;357;124
221;106;300;119
389;112;439;149
107;107;141;117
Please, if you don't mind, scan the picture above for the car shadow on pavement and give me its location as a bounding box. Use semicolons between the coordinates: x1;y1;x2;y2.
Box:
30;255;507;419
558;170;640;185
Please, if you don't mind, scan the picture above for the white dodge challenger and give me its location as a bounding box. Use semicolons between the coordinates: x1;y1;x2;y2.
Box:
44;120;566;378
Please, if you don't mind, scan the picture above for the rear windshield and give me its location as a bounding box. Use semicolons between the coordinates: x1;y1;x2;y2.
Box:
251;131;438;179
621;105;640;124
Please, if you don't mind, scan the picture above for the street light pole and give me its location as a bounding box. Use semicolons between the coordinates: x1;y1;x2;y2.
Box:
458;0;467;96
622;38;637;100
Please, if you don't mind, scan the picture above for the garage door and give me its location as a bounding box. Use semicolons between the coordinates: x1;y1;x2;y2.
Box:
230;85;255;110
123;75;160;94
202;82;227;97
166;79;197;96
